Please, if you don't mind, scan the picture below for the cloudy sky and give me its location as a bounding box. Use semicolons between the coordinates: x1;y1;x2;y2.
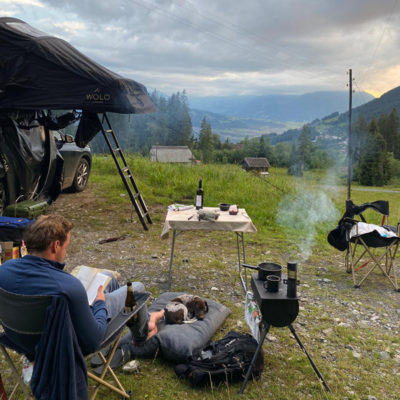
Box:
2;0;400;98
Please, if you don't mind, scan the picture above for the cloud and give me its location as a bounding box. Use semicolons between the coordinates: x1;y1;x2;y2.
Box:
0;0;44;6
3;0;400;96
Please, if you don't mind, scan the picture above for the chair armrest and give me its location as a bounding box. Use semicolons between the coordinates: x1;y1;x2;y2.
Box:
99;291;150;349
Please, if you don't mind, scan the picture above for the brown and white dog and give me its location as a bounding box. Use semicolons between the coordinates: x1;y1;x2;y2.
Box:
164;294;209;324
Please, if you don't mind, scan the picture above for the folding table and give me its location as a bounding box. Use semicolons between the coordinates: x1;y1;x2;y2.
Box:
161;206;257;290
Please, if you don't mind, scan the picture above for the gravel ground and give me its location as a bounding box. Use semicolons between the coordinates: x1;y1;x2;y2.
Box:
4;184;398;399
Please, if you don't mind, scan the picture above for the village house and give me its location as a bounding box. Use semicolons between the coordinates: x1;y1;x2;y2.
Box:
150;146;194;163
241;157;270;175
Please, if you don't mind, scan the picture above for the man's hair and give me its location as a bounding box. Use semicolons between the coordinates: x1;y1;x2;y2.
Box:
24;215;73;253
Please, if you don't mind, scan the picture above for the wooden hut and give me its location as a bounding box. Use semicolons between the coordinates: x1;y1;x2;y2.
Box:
241;157;270;173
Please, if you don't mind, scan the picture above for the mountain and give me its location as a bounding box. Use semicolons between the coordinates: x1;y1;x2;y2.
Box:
189;108;299;142
189;91;374;123
269;85;400;148
189;91;374;142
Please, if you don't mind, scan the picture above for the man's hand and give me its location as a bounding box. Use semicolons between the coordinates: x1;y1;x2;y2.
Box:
94;285;105;303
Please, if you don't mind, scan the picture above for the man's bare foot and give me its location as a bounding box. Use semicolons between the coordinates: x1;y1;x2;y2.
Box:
147;309;165;339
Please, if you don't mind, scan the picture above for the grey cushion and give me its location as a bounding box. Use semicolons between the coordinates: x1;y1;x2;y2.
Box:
130;292;231;363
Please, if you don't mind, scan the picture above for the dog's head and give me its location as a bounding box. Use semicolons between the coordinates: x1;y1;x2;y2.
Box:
164;301;187;324
186;296;208;320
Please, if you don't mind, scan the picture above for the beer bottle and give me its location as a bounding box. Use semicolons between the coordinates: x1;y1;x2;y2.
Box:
124;281;136;316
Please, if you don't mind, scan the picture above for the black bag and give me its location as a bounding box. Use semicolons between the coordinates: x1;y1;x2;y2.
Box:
0;216;34;245
174;331;263;387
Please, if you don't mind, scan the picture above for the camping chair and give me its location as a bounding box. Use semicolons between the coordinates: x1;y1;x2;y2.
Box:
0;288;49;400
329;200;400;291
87;291;149;400
0;287;150;399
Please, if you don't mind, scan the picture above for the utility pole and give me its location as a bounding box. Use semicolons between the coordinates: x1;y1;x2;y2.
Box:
347;69;353;201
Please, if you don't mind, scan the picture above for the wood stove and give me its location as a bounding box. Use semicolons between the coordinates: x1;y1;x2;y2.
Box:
239;273;330;394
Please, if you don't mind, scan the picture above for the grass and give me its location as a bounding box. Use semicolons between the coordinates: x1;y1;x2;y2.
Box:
89;156;400;399
2;155;400;399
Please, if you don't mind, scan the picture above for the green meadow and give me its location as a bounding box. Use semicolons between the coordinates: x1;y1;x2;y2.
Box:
3;154;400;400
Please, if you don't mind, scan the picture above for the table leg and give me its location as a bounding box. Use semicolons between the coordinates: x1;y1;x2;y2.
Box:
167;230;177;290
236;232;247;292
288;324;330;392
239;321;270;395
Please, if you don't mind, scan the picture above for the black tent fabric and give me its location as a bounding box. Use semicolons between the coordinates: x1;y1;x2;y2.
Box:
0;17;155;114
0;110;63;205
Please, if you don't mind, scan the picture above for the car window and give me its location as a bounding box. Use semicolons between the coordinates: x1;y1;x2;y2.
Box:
52;130;62;142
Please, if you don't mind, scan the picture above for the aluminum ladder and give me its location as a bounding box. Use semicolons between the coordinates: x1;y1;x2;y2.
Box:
98;113;152;231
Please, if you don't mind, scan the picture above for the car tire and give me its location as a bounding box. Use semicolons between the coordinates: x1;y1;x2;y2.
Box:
72;158;90;192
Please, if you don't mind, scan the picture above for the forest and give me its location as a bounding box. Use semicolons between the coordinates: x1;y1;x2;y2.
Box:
88;90;400;186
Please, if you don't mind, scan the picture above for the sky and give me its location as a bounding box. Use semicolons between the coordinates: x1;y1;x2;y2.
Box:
2;0;400;99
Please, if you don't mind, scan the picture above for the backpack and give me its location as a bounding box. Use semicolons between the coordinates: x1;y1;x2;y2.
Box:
174;331;264;387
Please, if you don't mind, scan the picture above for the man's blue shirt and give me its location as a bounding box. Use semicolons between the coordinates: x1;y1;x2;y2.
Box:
0;255;107;356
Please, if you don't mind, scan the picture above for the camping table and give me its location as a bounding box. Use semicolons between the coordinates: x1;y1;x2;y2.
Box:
161;206;257;290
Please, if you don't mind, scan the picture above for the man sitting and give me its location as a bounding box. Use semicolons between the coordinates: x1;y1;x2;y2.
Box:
0;214;163;397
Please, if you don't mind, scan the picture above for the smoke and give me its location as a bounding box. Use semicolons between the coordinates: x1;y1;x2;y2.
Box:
276;189;340;261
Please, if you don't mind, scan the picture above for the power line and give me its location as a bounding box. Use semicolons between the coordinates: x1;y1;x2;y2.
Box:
129;0;337;85
356;0;399;88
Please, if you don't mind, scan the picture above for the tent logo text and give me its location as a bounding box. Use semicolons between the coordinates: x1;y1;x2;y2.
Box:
86;88;111;102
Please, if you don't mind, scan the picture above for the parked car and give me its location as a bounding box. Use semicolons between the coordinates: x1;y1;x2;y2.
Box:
52;130;92;192
0;111;93;215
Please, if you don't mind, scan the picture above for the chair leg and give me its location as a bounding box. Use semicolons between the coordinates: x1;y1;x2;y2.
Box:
87;333;130;400
349;238;400;290
0;345;32;400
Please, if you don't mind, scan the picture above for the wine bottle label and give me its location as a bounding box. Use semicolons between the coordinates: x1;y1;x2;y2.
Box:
196;195;202;207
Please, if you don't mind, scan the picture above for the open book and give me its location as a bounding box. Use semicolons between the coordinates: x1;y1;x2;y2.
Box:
71;265;116;305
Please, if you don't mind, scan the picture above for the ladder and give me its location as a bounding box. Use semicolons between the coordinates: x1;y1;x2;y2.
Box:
98;113;152;231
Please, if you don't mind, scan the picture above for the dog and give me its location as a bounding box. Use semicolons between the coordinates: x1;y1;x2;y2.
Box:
164;294;209;325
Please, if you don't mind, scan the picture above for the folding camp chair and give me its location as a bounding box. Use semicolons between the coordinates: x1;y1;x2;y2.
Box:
87;291;149;400
330;200;400;291
0;289;50;400
0;287;150;399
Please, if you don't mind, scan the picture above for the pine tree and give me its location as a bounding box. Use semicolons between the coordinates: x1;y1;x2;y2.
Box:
288;142;302;176
388;109;400;158
197;117;214;163
359;119;387;186
352;113;368;170
297;125;312;170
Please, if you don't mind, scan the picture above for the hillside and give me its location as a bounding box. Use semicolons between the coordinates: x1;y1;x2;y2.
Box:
189;90;373;142
295;86;400;143
189;91;373;122
189;108;298;142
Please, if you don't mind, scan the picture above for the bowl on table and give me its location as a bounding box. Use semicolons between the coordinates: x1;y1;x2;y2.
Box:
219;203;230;211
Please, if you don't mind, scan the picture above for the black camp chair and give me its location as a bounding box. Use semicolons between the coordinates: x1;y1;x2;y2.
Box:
0;287;150;399
328;200;400;291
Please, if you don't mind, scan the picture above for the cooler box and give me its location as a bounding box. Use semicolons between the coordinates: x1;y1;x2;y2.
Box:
4;200;48;219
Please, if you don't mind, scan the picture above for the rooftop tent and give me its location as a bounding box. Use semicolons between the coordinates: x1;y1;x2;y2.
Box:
0;17;155;114
0;17;155;229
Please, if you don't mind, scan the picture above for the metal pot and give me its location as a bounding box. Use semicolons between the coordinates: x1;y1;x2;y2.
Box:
242;262;282;281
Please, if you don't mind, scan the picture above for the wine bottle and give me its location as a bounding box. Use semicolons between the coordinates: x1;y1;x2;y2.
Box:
195;179;203;210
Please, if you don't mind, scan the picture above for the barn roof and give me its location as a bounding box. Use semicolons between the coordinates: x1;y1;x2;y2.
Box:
242;157;270;168
150;146;193;162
